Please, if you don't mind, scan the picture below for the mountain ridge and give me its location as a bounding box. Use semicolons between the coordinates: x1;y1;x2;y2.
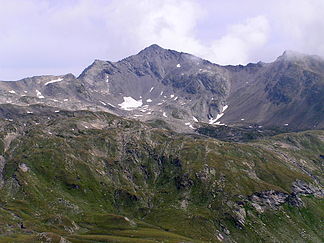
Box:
0;44;323;132
0;44;323;242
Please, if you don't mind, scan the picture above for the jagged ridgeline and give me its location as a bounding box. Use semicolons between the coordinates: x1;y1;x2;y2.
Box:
0;45;323;242
0;45;323;132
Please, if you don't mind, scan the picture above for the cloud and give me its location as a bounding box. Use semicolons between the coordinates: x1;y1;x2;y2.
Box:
205;16;270;64
104;1;270;65
275;0;324;56
0;0;323;80
103;0;205;56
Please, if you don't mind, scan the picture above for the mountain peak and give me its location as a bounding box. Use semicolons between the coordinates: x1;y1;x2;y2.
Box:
138;44;167;56
143;44;164;50
275;50;324;65
276;50;304;61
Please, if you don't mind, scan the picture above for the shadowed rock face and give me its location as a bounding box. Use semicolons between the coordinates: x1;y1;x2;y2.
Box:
223;51;324;129
0;45;323;131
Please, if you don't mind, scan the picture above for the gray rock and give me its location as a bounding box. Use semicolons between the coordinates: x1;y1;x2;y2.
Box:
0;45;323;131
292;180;324;198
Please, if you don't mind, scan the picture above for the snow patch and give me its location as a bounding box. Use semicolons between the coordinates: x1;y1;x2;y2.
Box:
170;94;175;98
176;64;181;68
160;91;164;96
100;101;107;106
36;90;44;99
107;103;116;108
209;113;224;124
222;105;228;112
146;99;152;103
209;105;228;124
149;87;154;92
44;78;63;86
215;121;226;126
54;110;60;113
185;122;194;129
163;112;167;118
118;97;143;111
193;116;198;122
63;99;69;102
241;118;245;121
26;111;33;114
9;90;16;94
284;123;289;126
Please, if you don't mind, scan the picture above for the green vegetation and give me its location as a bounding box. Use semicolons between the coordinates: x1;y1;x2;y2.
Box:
0;110;323;242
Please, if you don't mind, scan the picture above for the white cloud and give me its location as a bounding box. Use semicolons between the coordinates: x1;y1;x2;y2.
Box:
104;0;204;55
0;0;323;80
206;16;269;64
275;0;324;56
104;1;269;65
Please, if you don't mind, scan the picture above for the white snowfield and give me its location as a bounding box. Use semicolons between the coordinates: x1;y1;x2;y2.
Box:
45;78;63;86
185;122;194;129
36;90;45;99
118;97;143;111
107;103;116;108
209;105;228;124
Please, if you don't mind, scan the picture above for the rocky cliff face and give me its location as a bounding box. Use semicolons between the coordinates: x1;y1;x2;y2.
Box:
223;51;324;129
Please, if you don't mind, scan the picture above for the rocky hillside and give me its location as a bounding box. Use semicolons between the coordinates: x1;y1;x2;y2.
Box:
223;51;324;129
0;45;323;132
0;45;323;242
0;105;323;242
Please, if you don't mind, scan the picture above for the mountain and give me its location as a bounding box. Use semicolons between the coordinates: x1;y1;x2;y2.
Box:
222;50;324;129
0;45;323;132
0;45;323;242
0;105;323;242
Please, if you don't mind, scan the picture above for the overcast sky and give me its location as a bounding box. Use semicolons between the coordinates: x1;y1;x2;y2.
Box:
1;0;324;80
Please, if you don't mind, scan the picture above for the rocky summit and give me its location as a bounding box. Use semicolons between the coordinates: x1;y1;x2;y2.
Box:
0;45;323;243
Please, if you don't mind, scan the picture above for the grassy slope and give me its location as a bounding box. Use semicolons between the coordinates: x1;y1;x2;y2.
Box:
0;111;323;242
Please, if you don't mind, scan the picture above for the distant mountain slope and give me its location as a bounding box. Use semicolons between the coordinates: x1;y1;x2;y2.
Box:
0;45;323;131
223;51;324;129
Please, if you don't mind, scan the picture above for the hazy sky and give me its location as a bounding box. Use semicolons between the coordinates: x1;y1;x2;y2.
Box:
1;0;324;80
